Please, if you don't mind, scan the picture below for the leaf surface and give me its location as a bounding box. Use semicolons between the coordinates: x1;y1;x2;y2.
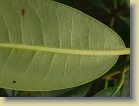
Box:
0;0;126;91
94;87;119;97
18;82;92;97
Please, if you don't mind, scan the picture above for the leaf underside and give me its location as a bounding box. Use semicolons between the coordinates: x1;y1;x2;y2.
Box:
0;0;126;91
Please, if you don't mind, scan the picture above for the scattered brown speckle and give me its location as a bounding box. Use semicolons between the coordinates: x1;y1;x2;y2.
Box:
12;81;16;83
21;9;25;16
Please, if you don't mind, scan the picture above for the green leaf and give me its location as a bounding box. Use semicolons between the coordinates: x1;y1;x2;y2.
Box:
89;0;110;13
119;16;130;26
18;82;92;97
94;87;120;97
120;70;130;97
0;88;8;97
18;87;73;97
119;0;130;8
89;0;104;7
0;0;128;91
60;82;92;97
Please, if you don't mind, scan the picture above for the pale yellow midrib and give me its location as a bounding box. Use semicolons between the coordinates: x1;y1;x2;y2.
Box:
0;44;130;56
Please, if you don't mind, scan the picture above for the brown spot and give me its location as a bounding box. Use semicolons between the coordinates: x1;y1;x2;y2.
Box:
12;81;16;83
21;9;25;16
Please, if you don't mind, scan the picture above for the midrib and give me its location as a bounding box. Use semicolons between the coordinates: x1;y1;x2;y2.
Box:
0;44;130;56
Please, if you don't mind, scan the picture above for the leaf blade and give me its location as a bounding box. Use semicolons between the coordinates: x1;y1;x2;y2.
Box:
0;0;127;91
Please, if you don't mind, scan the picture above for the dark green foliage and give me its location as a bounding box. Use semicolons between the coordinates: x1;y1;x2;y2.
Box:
94;87;119;97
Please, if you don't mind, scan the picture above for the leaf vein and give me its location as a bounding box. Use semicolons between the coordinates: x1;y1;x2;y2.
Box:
16;51;37;83
0;49;14;83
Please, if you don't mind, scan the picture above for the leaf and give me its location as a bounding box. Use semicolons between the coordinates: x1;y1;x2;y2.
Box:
4;89;19;97
119;16;130;26
94;87;120;97
88;0;110;13
120;70;130;97
18;87;73;97
59;82;92;97
0;0;127;91
0;88;8;97
18;82;92;97
119;0;130;8
89;0;104;7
